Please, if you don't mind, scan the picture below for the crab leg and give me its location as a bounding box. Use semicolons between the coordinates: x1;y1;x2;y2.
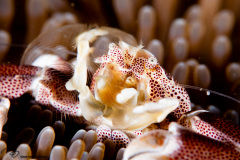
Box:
0;64;81;117
0;64;42;99
178;110;240;151
123;122;240;160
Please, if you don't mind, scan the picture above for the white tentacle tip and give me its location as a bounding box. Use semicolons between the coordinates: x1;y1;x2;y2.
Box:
0;97;10;111
116;88;138;104
0;107;8;125
133;97;179;114
132;105;146;114
0;97;10;139
65;80;75;91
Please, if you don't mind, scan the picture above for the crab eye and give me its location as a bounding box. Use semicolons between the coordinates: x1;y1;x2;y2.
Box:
148;57;158;64
126;77;134;83
145;57;158;69
125;76;137;88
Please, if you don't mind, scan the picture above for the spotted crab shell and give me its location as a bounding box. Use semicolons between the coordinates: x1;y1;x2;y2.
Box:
123;122;240;160
86;41;180;130
65;27;187;130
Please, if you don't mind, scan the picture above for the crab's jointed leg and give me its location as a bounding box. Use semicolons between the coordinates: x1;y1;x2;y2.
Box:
0;64;81;117
0;64;42;99
123;122;240;160
178;110;240;151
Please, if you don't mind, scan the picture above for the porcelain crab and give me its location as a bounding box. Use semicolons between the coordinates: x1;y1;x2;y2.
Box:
0;24;239;159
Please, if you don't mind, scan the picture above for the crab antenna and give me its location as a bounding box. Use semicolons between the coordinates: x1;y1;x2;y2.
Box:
0;42;28;48
183;84;240;104
37;46;78;56
0;42;78;56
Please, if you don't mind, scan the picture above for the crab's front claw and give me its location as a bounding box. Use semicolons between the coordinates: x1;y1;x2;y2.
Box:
0;64;42;99
105;97;179;131
0;97;10;139
0;64;82;117
123;122;240;160
79;86;105;122
96;125;132;151
65;28;109;93
80;83;179;131
133;97;179;122
178;110;240;151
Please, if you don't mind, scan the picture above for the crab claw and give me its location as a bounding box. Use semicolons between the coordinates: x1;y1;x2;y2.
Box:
80;86;179;130
0;97;10;139
96;125;141;152
79;86;105;121
65;28;108;93
123;122;240;160
133;97;179;122
178;110;240;151
0;64;81;117
0;64;42;99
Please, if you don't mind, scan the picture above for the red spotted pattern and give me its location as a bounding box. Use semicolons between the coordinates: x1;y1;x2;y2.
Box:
132;130;143;137
96;125;112;143
0;64;41;99
36;68;79;115
184;112;240;150
112;130;130;150
96;125;130;151
92;42;191;121
133;125;240;159
172;125;240;159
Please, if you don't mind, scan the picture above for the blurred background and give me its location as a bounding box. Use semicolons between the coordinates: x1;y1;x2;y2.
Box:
0;0;240;159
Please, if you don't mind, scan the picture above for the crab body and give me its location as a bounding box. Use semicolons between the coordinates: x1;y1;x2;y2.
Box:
77;40;191;130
